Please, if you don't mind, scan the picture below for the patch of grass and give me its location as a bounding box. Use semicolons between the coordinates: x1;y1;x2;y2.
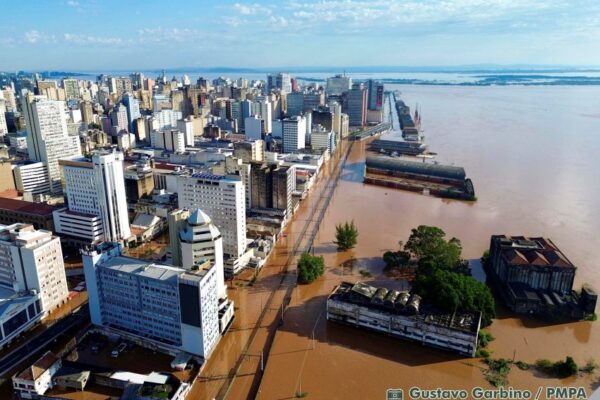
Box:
581;358;598;374
583;313;597;321
478;331;495;348
483;358;512;387
475;348;492;359
515;361;530;370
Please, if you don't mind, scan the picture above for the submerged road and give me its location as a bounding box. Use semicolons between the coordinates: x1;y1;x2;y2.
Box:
204;139;355;400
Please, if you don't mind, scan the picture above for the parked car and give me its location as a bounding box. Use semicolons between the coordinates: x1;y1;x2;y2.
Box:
111;342;127;358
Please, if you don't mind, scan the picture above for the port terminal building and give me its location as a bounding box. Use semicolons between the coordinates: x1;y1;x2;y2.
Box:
326;281;481;357
488;235;597;318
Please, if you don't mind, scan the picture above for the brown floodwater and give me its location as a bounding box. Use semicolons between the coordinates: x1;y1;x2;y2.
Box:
256;85;600;399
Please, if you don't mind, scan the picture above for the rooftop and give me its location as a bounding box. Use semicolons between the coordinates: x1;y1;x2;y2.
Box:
493;235;575;269
15;351;59;381
366;155;467;181
330;281;480;333
0;197;55;216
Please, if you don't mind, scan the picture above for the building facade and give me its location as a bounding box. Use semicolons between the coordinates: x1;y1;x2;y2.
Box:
177;174;246;260
0;223;68;314
21;94;82;194
83;243;221;358
54;151;131;244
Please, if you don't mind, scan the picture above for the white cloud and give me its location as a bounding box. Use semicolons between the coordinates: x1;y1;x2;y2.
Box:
67;0;79;7
234;3;272;15
25;30;41;43
64;33;122;45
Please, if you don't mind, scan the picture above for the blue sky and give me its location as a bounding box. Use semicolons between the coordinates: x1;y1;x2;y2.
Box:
1;0;600;71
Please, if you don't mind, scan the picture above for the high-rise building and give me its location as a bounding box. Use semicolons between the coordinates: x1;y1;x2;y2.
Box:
282;116;306;153
367;79;384;111
266;73;292;93
151;130;185;153
53;150;131;244
286;92;304;117
109;104;129;134
0;99;7;135
83;243;223;358
0;223;69;314
62;78;79;100
21;93;82;194
13;162;50;197
326;74;352;96
122;94;141;132
312;106;333;132
179;209;226;299
178;174;246;260
176;117;195;147
258;100;272;134
345;83;368;127
80;100;94;127
233;140;265;163
250;163;295;218
244;116;263;140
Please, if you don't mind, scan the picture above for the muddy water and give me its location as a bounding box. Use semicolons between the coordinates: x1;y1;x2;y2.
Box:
257;86;600;399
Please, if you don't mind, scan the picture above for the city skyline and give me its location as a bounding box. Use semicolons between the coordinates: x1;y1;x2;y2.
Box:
2;0;600;71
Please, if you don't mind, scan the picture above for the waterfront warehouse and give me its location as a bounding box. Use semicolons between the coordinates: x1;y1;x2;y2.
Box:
364;155;476;200
326;281;481;357
488;235;597;318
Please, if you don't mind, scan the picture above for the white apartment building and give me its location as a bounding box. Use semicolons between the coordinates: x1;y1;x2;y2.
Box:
177;174;246;260
176;118;195;147
282;116;306;153
53;150;131;244
0;223;69;314
21;93;82;194
258;100;272;134
13;162;50;197
151;130;185;153
83;243;221;358
154;109;182;131
0;99;7;136
179;209;226;300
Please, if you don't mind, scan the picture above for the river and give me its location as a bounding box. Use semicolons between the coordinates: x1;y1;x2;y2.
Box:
257;84;600;399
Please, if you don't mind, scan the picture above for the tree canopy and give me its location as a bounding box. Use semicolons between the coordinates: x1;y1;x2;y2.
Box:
333;220;358;251
297;252;325;284
384;225;496;327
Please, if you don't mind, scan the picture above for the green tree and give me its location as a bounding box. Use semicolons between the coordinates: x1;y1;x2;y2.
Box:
405;225;463;271
297;252;325;284
412;265;496;327
333;220;358;251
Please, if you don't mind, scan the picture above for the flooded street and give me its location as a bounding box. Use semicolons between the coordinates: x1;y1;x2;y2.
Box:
256;85;600;398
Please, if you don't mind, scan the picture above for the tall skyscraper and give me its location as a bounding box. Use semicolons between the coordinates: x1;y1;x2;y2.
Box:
109;104;129;133
367;79;384;111
178;174;246;260
62;78;79;100
345;83;368;127
282;116;307;153
326;74;352;96
53;150;131;243
122;94;141;132
0;223;69;314
286;92;304;117
250;163;295;218
21;93;82;194
267;73;292;93
258;100;272;134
